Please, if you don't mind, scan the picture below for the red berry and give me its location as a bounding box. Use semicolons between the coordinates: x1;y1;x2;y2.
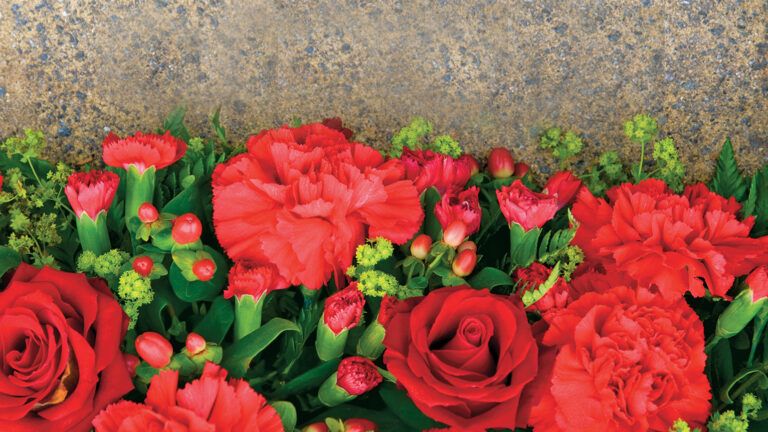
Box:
457;240;477;253
410;234;432;260
488;147;515;179
137;202;159;224
172;213;202;244
452;249;478;277
301;423;329;432
193;258;216;282
442;220;468;249
135;332;173;369
185;332;207;355
343;418;378;432
132;256;154;277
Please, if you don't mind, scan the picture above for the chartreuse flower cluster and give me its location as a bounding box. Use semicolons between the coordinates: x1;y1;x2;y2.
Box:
624;113;686;190
540;127;584;165
390;117;462;158
117;270;154;329
671;393;762;432
347;237;403;297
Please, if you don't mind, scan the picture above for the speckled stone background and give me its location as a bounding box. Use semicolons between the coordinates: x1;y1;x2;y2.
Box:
0;0;765;179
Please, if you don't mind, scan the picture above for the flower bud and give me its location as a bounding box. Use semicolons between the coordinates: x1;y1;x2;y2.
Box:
192;258;216;282
463;154;480;176
185;332;207;356
124;353;140;378
452;249;477;277
457;240;477;253
137;202;159;224
442;220;467;248
172;213;202;244
318;357;382;407
410;234;432;260
344;418;378;432
316;285;365;361
488;147;515;179
715;266;768;340
135;331;173;369
514;162;530;178
132;256;154;277
301;423;329;432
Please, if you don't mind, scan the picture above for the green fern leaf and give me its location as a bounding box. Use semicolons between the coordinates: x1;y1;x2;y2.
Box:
710;138;747;201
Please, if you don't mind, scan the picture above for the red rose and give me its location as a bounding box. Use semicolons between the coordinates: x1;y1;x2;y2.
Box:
542;171;583;210
64;170;120;219
0;264;133;432
93;362;283;432
515;262;570;315
102;131;187;173
212;123;423;289
573;179;768;299
224;261;289;300
337;356;383;395
383;286;538;429
377;295;399;326
496;180;559;230
400;149;473;195
324;284;365;334
521;286;711;431
434;187;482;235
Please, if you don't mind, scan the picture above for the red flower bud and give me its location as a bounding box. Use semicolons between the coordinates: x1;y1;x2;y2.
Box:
132;256;154;277
337;356;383;396
488;148;515;179
344;418;378;432
462;154;480;176
442;220;467;248
192;258;216;282
64;170;120;219
135;331;173;369
324;284;365;334
452;249;477;277
137;202;159;223
457;240;477;253
410;234;432;260
123;353;140;378
172;213;202;244
746;265;768;302
377;295;399;326
301;423;330;432
514;162;530;178
185;332;207;355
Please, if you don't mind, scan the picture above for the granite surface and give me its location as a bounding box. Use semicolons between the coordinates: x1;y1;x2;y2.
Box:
0;0;765;180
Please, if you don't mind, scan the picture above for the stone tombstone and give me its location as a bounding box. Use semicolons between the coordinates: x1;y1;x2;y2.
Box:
0;0;765;180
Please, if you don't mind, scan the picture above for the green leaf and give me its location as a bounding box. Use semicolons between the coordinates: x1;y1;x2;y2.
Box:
309;405;412;431
421;187;443;241
468;267;513;290
137;280;188;336
710;138;747;201
379;382;440;430
192;297;234;344
162;106;191;142
538;226;577;261
270;401;297;432
210;107;227;145
270;359;340;400
0;246;21;277
162;184;201;216
169;247;229;302
746;166;768;237
222;318;300;378
509;224;540;268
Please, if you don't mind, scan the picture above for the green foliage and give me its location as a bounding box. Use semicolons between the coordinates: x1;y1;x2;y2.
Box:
431;134;462;158
389;117;462;158
707;393;761;432
583;150;628;196
710;139;747;201
743;166;768;237
652;137;685;192
539;127;583;164
624;113;658;145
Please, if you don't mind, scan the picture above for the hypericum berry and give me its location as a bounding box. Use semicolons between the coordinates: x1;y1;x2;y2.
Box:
135;332;173;369
301;423;329;432
185;332;207;355
457;240;477;253
442;220;468;249
132;256;154;277
137;202;159;224
192;258;216;282
172;213;202;244
488;147;515;179
344;418;378;432
452;249;477;277
410;234;432;260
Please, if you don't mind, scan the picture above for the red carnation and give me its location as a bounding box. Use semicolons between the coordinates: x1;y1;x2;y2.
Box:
383;286;538;430
573;179;768;299
521;286;711;431
746;265;768;301
400;149;473;195
93;362;283;432
543;171;583;210
515;263;570;315
434;187;482;235
496;180;559;230
224;261;289;300
64;170;119;219
0;264;133;432
377;295;399;326
324;284;365;334
212;123;423;289
337;356;383;395
102;131;187;173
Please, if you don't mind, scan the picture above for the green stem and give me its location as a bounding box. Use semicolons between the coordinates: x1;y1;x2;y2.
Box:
234;294;265;341
125;165;156;233
75;212;111;255
636;140;646;178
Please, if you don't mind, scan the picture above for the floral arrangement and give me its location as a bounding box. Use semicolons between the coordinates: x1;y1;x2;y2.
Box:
0;110;767;432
